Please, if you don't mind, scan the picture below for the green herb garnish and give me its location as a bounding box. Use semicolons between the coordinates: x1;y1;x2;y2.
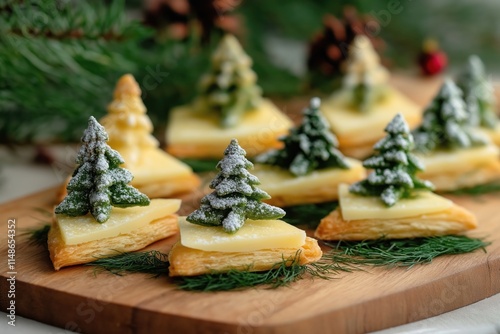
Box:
284;201;338;229
447;182;500;196
89;250;169;277
325;235;489;268
175;251;351;292
24;223;51;247
181;158;219;173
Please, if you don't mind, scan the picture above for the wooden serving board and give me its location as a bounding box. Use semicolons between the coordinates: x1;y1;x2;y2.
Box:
1;187;499;334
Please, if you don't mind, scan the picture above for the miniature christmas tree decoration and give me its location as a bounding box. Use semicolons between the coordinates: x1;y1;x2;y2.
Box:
50;116;181;270
349;113;433;206
321;35;421;159
166;35;293;159
258;97;350;176
253;98;365;207
168;139;322;277
187;139;285;233
195;34;262;128
413;79;487;152
99;74;200;198
315;114;477;241
342;35;389;112
412;79;500;191
55;116;150;223
457;55;500;146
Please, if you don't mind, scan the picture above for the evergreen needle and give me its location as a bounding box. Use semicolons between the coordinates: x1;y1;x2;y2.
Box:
284;201;338;229
447;182;500;196
89;250;169;277
325;235;489;268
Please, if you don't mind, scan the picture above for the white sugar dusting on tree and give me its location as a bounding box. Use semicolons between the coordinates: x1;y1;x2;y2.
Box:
187;139;285;233
55;116;150;223
350;113;433;207
257;97;349;175
413;79;487;152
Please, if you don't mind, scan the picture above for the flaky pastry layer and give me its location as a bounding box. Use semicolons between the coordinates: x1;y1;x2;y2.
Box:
418;160;500;192
48;215;179;270
168;237;322;277
315;204;477;241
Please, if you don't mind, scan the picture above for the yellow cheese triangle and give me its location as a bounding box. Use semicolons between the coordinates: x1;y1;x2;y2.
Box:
56;199;181;245
121;148;194;186
254;159;364;195
178;217;306;252
338;184;452;221
166;99;293;157
322;87;421;147
416;144;500;174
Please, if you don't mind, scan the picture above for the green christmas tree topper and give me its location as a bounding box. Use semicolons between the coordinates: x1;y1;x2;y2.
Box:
55;116;150;223
257;97;350;176
413;79;487;152
187;139;285;233
457;55;498;129
350;113;434;207
195;35;262;128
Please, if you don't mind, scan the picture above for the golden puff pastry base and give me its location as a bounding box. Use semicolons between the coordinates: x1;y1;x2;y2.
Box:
419;160;500;192
315;204;477;241
168;237;322;277
48;215;178;270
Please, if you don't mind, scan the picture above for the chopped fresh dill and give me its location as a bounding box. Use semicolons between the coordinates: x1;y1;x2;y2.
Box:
23;223;51;247
181;158;219;173
325;235;489;268
446;182;500;196
175;251;353;292
89;250;169;277
284;201;338;229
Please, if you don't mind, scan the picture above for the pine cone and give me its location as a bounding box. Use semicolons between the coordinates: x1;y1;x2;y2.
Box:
143;0;242;42
307;6;384;83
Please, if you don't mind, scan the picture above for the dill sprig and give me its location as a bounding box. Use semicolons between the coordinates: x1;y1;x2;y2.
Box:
175;251;353;292
325;235;489;268
284;201;338;229
23;223;51;247
88;250;169;277
181;158;219;173
446;182;500;196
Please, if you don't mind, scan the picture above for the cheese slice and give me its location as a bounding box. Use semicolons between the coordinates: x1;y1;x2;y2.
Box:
178;217;306;252
416;144;499;175
253;159;364;195
166;99;293;157
481;123;500;146
120;148;194;186
56;199;181;245
338;184;452;221
321;87;421;147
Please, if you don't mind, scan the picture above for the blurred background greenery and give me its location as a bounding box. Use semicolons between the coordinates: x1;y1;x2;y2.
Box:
1;0;499;144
